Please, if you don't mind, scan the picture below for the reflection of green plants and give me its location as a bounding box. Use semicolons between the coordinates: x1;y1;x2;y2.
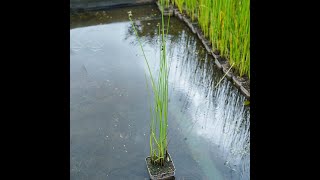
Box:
128;0;171;166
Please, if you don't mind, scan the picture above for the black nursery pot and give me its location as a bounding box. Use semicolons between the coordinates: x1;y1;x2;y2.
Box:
145;153;176;180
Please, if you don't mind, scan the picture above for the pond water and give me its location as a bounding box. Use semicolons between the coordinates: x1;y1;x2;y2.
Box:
70;4;250;180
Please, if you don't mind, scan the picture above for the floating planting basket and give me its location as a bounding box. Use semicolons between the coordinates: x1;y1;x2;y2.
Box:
145;153;176;180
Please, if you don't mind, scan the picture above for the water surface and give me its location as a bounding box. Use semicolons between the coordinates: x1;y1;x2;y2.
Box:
71;4;250;180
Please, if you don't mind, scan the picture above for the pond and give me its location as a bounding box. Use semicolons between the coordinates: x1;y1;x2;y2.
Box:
70;4;250;180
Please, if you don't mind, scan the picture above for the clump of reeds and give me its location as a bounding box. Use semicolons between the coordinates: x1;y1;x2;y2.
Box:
185;0;197;21
207;0;250;78
172;0;250;78
173;0;185;13
128;0;171;166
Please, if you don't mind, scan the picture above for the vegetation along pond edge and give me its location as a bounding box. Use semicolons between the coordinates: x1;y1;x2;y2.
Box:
157;2;250;100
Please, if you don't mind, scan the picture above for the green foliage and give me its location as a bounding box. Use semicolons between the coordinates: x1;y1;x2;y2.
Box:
129;0;171;166
173;0;250;78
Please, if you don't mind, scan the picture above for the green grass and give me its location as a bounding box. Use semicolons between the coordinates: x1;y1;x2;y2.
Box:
173;0;250;78
173;0;185;13
129;0;171;166
185;0;197;21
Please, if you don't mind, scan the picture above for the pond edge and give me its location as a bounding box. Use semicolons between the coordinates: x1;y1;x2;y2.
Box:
157;3;250;100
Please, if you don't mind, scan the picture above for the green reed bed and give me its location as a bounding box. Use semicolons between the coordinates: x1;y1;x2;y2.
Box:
173;0;185;13
198;0;211;37
171;0;250;78
185;0;197;21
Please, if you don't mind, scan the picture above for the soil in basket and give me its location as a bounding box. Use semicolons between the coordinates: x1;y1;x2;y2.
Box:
146;157;175;176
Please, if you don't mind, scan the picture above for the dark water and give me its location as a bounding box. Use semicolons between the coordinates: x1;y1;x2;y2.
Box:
70;4;250;180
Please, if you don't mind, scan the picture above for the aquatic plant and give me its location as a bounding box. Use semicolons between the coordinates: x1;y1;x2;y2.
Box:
172;0;250;78
173;0;185;13
207;0;250;78
128;0;171;166
185;0;197;21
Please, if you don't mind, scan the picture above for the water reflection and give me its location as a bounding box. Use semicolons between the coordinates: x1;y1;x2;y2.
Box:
71;5;249;180
125;17;250;179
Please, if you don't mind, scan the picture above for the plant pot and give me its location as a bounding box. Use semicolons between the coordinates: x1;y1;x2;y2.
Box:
145;153;176;180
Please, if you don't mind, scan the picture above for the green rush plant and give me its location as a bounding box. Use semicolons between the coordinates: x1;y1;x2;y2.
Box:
171;0;250;78
203;0;250;78
185;0;197;21
128;0;171;166
174;0;185;13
